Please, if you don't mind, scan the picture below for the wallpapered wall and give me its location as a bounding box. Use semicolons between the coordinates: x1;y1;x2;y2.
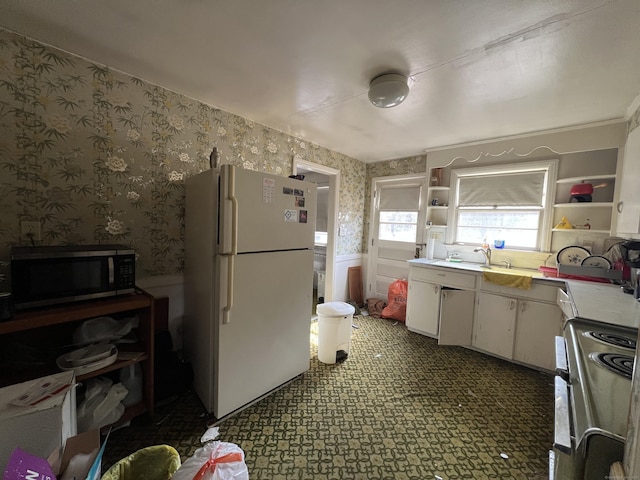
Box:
0;29;366;281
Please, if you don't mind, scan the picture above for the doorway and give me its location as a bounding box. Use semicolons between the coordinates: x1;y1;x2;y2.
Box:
293;160;339;318
366;174;427;300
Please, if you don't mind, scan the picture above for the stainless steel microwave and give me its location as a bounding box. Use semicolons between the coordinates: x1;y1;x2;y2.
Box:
11;244;136;310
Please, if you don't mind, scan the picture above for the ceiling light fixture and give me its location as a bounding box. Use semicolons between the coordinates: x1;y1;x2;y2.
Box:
368;73;410;108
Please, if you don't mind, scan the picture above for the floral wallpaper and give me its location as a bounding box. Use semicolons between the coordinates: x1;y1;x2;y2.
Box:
0;29;366;280
362;155;427;252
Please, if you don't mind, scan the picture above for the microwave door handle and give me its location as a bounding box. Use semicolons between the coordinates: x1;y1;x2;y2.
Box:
108;257;115;287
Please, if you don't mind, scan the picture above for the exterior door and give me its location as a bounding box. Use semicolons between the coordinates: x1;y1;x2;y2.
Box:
367;175;427;300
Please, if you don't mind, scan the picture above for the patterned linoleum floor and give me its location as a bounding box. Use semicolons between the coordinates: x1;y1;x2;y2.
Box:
104;315;554;479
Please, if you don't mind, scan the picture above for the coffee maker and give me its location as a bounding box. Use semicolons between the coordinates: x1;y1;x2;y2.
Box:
620;240;640;300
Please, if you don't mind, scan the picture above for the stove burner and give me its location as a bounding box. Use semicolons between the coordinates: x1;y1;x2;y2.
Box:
585;331;637;350
590;352;634;379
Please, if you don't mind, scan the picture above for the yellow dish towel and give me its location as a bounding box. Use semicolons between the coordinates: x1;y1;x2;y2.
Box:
482;271;532;290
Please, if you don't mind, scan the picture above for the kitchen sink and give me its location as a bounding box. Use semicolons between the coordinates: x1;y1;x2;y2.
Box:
431;260;544;278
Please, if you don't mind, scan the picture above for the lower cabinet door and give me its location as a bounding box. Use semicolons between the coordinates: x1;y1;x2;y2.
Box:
474;292;516;359
438;289;475;346
513;300;562;371
406;280;440;337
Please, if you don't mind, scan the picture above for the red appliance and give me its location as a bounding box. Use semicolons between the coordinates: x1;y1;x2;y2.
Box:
570;183;594;202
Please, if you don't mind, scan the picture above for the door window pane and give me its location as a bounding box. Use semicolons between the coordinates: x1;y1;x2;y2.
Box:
379;211;418;242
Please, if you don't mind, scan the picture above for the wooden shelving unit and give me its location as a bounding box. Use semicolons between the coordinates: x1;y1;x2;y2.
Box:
0;289;155;423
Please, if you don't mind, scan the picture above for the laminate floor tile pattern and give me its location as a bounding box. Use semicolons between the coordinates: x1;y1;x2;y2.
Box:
104;315;554;479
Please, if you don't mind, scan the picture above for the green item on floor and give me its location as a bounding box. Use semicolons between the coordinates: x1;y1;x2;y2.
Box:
101;445;181;480
346;299;361;315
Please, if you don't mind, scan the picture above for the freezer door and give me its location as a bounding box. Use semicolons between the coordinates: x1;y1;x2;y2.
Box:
219;165;317;253
214;249;313;419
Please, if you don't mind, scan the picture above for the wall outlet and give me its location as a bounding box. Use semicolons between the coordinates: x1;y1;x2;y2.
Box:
21;221;41;241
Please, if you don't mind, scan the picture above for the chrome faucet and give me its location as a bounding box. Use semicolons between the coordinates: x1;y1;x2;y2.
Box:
474;247;492;266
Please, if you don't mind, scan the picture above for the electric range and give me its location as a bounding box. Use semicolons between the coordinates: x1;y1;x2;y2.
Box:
552;318;637;479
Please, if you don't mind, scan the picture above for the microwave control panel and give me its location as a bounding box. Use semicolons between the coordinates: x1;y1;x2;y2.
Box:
116;255;136;289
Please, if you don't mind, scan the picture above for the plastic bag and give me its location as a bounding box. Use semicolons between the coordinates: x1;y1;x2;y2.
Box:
366;298;386;318
73;315;139;345
77;377;128;432
100;445;181;480
381;279;408;322
172;428;248;480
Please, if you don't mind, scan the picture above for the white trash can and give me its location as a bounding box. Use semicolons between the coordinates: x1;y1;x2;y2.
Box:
316;302;355;364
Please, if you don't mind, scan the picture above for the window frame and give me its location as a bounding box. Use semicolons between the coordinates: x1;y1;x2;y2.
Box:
446;160;558;251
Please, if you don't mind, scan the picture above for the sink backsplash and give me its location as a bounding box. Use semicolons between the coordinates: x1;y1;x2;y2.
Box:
440;245;557;271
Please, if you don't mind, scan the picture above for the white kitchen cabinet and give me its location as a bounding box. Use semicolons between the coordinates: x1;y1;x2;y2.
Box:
438;288;475;345
406;261;563;371
407;263;476;341
474;292;517;359
406;280;440;337
513;300;562;371
617;126;640;234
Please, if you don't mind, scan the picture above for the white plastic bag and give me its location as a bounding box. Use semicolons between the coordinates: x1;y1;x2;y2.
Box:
77;377;128;432
172;428;249;480
72;315;139;345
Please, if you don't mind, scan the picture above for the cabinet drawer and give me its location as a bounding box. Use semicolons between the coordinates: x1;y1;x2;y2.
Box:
410;266;477;289
480;277;559;302
556;288;574;319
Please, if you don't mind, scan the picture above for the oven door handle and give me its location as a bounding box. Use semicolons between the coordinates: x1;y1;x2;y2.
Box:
555;336;570;383
554;375;572;454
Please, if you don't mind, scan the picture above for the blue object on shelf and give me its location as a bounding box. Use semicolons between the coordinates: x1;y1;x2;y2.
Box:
494;240;505;249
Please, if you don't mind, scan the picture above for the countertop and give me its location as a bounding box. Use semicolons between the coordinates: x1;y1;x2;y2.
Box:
408;258;554;280
408;258;640;330
565;281;640;330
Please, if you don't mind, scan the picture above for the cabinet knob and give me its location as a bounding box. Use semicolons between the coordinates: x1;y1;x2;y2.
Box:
617;201;624;214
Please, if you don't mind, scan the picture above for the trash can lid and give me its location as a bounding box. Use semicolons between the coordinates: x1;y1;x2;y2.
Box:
316;302;355;316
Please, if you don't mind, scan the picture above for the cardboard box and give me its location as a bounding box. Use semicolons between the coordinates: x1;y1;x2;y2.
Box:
3;429;107;480
0;371;76;475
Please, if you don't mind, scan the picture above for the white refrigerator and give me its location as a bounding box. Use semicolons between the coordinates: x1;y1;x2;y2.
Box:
184;164;317;419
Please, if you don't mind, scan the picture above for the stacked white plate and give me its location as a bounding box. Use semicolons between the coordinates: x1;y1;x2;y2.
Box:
57;343;118;375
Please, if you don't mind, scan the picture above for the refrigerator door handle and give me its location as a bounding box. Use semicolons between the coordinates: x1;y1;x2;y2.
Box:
223;165;239;255
222;255;235;324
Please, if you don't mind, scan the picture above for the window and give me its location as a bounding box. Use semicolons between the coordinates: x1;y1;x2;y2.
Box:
378;185;421;243
449;161;557;250
379;211;418;242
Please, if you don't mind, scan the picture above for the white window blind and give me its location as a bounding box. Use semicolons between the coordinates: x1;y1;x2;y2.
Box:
379;186;421;210
458;171;546;207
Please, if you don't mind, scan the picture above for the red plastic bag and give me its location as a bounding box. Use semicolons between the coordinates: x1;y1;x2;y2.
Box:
381;279;408;322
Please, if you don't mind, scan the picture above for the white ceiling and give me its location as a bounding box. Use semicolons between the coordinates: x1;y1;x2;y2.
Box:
1;1;639;163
